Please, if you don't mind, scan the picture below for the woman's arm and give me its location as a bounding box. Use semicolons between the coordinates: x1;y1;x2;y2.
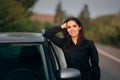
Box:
88;41;101;80
44;26;65;49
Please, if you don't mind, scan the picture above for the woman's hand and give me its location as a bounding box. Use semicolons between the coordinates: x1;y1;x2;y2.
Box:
61;23;67;29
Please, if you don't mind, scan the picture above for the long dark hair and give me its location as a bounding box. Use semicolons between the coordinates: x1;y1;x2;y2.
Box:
62;17;86;51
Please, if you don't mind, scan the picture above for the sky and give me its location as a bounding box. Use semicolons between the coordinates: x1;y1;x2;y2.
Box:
32;0;120;18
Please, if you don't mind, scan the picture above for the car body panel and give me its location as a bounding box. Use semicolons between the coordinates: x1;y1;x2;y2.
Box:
0;33;45;43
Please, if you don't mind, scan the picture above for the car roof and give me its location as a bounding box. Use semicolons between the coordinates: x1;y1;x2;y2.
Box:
0;32;45;43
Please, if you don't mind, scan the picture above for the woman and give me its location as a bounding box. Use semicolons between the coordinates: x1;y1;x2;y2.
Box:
44;17;100;80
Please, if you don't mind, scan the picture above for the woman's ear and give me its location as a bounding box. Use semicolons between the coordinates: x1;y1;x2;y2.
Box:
79;26;81;30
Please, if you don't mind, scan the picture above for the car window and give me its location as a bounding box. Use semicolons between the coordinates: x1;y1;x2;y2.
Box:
51;43;67;69
0;44;46;80
0;44;21;57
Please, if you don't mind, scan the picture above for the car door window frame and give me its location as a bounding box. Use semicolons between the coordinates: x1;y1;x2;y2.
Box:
41;41;60;80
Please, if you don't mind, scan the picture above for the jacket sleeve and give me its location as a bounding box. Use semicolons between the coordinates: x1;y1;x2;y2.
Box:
43;26;65;49
89;41;101;80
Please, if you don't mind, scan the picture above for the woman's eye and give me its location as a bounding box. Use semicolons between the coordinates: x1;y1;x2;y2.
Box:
67;26;71;29
73;25;77;27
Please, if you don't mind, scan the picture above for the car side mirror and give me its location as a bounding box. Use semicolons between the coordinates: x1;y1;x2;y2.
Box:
60;68;81;80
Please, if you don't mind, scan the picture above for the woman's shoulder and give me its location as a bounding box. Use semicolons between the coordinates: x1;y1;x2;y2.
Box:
86;39;97;50
85;39;94;46
86;39;93;43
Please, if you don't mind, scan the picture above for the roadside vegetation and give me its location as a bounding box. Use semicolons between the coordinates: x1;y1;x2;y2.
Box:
86;13;120;48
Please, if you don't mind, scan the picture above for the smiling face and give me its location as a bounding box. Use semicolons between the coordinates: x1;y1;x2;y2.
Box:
66;20;81;38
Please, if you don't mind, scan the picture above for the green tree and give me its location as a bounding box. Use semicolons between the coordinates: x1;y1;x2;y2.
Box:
110;12;120;47
0;0;27;31
15;0;38;16
0;0;38;32
78;4;90;28
15;0;38;10
54;1;65;25
86;12;120;48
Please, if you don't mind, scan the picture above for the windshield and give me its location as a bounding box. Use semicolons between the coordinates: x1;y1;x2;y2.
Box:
0;44;40;57
0;43;46;80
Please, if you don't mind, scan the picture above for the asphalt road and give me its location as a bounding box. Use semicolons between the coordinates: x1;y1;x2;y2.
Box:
96;44;120;80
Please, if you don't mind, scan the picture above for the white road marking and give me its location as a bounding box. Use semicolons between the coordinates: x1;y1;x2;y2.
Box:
97;48;120;63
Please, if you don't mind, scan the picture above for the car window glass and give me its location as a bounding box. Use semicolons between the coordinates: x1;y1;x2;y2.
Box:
0;44;46;80
0;45;21;57
51;43;67;69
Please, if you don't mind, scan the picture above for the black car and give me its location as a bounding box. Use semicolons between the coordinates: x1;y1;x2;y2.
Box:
0;33;81;80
